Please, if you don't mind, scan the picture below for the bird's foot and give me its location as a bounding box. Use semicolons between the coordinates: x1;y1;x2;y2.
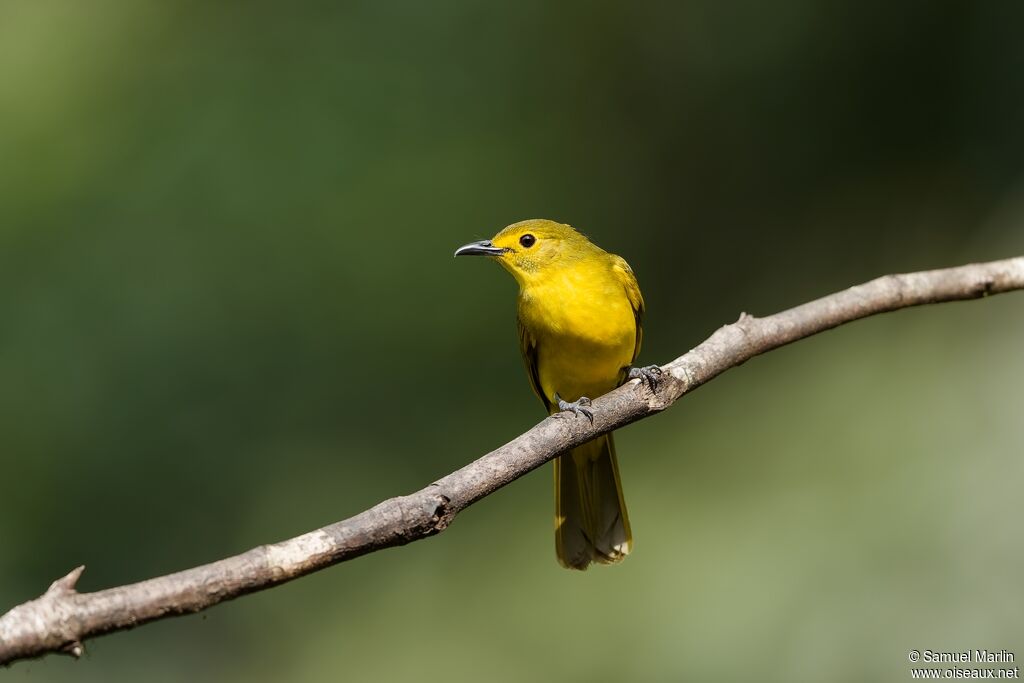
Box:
555;393;594;424
628;364;663;391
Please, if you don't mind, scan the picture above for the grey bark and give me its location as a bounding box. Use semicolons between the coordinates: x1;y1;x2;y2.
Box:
2;256;1022;666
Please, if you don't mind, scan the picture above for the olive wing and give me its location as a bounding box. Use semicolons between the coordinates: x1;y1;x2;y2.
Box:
610;255;645;364
517;316;554;413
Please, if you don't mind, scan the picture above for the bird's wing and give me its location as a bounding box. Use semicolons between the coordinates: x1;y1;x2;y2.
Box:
611;255;645;363
517;315;554;413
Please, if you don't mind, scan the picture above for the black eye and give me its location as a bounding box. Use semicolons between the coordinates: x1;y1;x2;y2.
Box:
519;234;536;248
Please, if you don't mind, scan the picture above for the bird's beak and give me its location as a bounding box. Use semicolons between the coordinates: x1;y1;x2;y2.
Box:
454;240;509;257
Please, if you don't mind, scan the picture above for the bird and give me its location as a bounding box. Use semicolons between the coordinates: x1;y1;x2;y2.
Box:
455;219;659;570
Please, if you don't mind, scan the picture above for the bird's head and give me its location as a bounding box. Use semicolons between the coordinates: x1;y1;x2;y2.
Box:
454;219;597;285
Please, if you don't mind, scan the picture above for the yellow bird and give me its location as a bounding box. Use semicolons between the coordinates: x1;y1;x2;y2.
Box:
455;219;659;570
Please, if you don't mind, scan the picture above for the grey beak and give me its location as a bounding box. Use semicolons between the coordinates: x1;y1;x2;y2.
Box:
453;240;509;257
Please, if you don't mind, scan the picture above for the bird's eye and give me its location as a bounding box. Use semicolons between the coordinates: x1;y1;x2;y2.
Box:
519;234;536;248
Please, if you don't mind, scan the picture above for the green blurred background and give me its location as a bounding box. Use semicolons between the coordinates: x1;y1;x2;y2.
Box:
2;2;1022;681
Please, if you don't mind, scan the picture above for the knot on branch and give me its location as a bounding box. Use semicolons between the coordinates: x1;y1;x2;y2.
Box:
974;277;996;297
41;566;86;658
431;494;454;532
389;491;456;541
0;566;87;664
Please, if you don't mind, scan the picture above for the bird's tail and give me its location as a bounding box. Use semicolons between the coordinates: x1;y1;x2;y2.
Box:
554;433;632;570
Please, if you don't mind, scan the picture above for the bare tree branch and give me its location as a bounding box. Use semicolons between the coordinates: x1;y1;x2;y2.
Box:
2;256;1022;666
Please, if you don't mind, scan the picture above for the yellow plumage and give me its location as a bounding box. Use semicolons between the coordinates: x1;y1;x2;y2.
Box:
455;219;646;570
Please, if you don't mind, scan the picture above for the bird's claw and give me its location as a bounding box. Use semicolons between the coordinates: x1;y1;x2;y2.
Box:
555;394;594;424
628;364;663;391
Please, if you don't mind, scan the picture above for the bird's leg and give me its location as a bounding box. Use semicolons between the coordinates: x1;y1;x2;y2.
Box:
554;393;594;424
627;364;663;391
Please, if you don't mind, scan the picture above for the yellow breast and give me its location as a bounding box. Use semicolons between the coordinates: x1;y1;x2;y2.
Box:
518;260;637;405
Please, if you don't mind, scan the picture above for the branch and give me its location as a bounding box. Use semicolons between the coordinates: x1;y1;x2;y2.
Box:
2;256;1022;665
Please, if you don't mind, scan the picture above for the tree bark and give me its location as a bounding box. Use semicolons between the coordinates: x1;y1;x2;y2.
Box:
2;255;1022;666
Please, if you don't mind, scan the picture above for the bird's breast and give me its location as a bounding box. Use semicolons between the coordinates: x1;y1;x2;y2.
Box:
519;269;637;403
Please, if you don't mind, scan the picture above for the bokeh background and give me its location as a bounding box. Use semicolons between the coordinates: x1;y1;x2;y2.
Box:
2;2;1022;681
